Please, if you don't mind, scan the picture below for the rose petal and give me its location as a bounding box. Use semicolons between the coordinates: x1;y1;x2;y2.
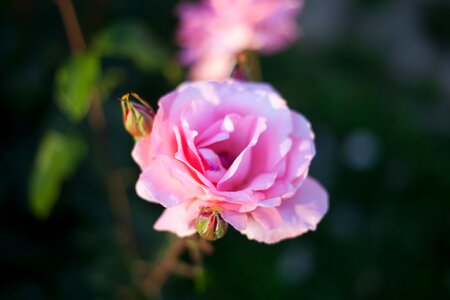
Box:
132;134;153;170
168;82;222;128
196;113;238;148
235;89;292;174
136;156;202;207
240;177;328;244
262;112;316;198
257;197;282;208
245;172;278;191
174;125;216;189
198;148;227;183
291;111;315;139
149;93;178;156
217;117;267;190
220;210;248;231
154;200;199;237
212;172;277;206
251;207;284;230
282;112;316;187
179;119;203;172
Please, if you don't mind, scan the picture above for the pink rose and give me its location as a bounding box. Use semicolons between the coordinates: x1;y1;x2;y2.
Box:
132;80;328;244
176;0;303;80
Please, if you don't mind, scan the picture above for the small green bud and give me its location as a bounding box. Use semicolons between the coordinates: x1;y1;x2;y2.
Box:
120;92;155;140
195;208;228;241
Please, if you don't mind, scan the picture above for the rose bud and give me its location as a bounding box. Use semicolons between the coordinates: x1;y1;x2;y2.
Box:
120;93;155;140
195;208;228;241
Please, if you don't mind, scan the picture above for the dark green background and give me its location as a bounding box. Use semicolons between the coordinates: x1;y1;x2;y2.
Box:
1;0;449;299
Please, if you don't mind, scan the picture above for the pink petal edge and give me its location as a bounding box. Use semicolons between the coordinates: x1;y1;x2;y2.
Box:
240;177;328;244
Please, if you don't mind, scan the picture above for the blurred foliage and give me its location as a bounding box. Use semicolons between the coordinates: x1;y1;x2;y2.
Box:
55;53;100;121
28;131;87;220
93;21;170;73
1;0;450;299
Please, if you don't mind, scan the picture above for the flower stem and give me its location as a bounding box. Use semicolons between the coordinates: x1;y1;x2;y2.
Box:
237;50;262;81
55;0;137;258
55;1;213;296
55;0;85;53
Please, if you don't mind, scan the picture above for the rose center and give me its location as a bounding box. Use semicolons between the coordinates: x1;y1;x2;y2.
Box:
218;152;232;169
202;151;233;171
198;148;235;184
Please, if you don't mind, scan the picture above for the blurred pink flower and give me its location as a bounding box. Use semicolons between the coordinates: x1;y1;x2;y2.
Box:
132;80;328;244
176;0;303;80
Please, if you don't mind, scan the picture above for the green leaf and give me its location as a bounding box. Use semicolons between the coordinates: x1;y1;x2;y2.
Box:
93;21;169;72
28;131;87;220
55;53;100;121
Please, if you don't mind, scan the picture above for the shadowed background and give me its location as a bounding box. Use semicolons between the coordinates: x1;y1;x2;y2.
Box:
1;0;449;299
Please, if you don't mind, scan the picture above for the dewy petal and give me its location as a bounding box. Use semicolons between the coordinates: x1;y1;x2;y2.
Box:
240;177;328;244
154;200;199;237
136;156;202;208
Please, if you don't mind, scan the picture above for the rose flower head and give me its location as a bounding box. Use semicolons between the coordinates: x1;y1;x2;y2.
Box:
176;0;303;80
132;80;328;244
